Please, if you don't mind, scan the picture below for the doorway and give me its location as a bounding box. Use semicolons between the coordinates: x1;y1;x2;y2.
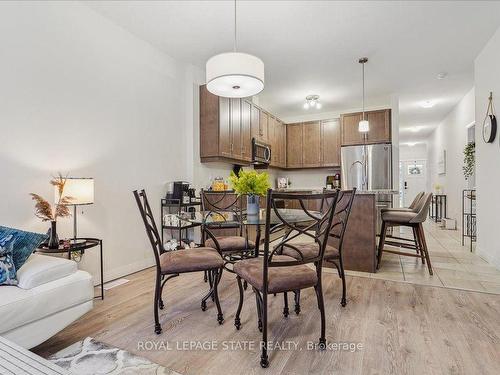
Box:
399;159;427;207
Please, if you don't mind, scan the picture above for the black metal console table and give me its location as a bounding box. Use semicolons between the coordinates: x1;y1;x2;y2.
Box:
36;237;104;300
462;189;476;252
429;194;447;222
160;198;201;249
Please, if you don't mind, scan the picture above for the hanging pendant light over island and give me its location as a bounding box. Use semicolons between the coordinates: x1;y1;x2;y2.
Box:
205;0;264;98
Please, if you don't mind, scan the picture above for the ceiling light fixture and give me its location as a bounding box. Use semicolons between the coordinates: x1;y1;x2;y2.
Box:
420;100;435;108
205;0;264;98
304;95;321;110
358;57;369;133
437;72;447;80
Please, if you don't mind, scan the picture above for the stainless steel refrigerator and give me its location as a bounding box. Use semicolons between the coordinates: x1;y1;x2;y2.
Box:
341;143;393;233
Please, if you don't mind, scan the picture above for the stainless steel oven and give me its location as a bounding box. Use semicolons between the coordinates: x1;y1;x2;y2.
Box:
252;138;271;165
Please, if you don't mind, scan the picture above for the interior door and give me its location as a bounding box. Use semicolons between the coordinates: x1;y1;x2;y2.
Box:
401;159;427;207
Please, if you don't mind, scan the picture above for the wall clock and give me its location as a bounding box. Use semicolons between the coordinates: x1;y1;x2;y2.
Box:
483;92;497;144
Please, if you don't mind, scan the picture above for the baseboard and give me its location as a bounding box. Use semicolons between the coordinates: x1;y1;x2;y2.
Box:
477;246;500;271
99;258;155;285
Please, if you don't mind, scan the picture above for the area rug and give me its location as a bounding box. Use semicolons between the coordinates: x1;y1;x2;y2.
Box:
48;337;181;375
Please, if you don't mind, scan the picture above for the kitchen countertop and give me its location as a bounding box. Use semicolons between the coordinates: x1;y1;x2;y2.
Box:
275;188;399;195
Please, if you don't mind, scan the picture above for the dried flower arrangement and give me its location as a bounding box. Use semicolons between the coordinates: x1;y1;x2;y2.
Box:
30;174;74;222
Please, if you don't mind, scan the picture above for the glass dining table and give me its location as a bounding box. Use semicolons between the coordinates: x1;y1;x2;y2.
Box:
177;208;320;255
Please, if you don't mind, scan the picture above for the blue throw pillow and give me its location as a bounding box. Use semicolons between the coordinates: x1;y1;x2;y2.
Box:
0;226;47;270
0;233;18;285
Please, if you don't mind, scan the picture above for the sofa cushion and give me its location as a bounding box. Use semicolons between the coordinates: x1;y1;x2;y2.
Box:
0;270;93;334
16;254;77;290
0;226;47;270
0;234;18;286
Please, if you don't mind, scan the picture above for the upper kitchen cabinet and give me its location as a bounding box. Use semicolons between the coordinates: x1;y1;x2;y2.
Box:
302;121;321;167
321;119;341;167
240;100;252;161
257;110;269;144
286;123;303;168
200;85;252;164
340;109;391;146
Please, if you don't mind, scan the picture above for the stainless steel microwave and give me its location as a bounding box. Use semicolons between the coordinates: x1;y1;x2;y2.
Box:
252;138;271;165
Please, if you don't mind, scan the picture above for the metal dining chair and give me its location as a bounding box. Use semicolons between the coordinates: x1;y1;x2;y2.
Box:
200;190;256;273
233;189;339;368
133;189;225;334
281;189;356;308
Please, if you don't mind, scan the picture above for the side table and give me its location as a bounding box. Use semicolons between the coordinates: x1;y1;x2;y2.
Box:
36;237;104;300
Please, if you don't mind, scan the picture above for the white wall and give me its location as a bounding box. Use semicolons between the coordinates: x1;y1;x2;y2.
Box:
425;88;475;226
474;26;500;270
400;144;427;160
0;2;199;282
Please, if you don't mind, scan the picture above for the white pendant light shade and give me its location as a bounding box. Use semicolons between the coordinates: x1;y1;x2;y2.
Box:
206;52;264;98
358;120;370;133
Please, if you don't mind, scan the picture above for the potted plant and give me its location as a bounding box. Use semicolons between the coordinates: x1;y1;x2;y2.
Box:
463;142;475;180
229;169;271;215
30;174;74;248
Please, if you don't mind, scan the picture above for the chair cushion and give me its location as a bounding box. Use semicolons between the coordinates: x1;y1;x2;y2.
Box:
233;255;318;294
0;226;47;270
159;248;223;274
381;210;418;224
205;236;255;252
280;242;339;261
380;207;413;213
16;254;77;290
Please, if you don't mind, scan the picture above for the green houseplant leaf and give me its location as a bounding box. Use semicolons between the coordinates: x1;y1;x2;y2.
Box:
229;170;271;197
463;142;475;180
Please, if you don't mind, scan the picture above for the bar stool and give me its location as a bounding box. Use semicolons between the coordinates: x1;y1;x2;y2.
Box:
377;193;434;274
381;191;424;213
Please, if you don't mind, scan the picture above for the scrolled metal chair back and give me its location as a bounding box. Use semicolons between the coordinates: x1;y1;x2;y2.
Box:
133;189;163;270
322;189;356;252
200;189;244;230
264;189;339;267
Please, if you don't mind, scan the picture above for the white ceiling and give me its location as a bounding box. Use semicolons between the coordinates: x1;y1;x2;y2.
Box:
87;1;500;142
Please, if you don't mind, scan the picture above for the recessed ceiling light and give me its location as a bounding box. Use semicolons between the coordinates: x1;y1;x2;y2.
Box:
420;100;435;108
437;72;447;80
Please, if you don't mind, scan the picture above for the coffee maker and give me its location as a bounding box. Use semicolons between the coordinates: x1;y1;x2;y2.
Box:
326;174;341;190
166;181;191;204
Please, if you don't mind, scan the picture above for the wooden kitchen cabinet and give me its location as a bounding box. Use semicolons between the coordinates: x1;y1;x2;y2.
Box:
286;123;303;168
302;121;321;167
341;109;391;146
259;110;269;144
200;85;254;164
241;100;252;161
321;119;341;166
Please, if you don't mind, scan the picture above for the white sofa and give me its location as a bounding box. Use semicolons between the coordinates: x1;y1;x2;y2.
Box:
0;253;94;349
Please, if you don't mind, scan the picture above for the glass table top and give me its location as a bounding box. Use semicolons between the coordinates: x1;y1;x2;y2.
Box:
177;208;320;226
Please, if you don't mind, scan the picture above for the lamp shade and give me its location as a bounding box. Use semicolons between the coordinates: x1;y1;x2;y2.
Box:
358;120;370;133
56;178;94;205
206;52;264;98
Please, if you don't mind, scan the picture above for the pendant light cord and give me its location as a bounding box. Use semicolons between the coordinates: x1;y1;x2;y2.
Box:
234;0;237;52
362;61;365;121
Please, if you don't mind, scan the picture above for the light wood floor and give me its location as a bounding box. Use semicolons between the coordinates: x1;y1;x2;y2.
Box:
34;267;500;374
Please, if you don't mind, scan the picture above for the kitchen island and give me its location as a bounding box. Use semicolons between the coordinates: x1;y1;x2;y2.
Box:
278;188;398;273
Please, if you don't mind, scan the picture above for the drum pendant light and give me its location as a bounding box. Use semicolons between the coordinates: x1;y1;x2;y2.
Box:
206;0;264;98
358;57;369;133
